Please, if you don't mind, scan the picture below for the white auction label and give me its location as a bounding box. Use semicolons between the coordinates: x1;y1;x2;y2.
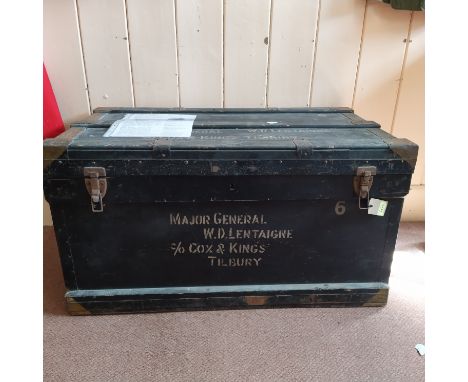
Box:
368;198;388;217
103;113;196;138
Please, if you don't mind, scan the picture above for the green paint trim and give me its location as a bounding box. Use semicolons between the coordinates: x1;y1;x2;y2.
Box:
66;282;388;298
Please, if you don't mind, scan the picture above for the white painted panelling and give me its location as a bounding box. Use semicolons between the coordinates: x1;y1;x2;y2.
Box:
43;198;52;226
392;12;425;185
126;0;179;107
353;0;411;132
267;0;319;107
176;0;223;107
43;0;90;124
224;0;270;107
310;0;365;107
401;185;424;221
77;0;134;109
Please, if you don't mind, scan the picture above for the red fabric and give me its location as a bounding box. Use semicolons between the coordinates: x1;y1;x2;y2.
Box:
43;64;65;139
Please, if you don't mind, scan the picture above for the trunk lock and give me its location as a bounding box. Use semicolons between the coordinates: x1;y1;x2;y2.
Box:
84;167;107;213
353;166;376;210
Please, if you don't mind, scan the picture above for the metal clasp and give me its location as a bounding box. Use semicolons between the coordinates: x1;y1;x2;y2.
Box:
353;166;376;210
84;167;107;212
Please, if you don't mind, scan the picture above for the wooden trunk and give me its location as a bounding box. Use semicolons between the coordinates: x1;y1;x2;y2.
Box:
43;107;418;315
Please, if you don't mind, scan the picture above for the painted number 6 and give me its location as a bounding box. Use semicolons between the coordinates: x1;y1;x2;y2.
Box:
335;201;346;215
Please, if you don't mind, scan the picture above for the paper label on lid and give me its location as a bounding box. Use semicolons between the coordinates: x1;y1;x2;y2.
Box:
103;113;196;138
368;198;388;217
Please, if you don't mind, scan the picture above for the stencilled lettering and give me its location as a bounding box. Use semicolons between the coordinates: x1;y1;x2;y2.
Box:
168;212;293;268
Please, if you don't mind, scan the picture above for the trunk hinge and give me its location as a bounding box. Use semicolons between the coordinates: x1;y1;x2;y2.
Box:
353;166;376;210
84;167;107;213
293;139;313;158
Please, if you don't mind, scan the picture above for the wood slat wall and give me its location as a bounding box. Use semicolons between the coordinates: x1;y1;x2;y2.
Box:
126;0;179;107
224;0;270;107
77;0;134;108
392;10;425;186
176;0;223;107
353;0;412;133
43;0;90;122
267;0;319;107
43;0;425;224
310;0;365;107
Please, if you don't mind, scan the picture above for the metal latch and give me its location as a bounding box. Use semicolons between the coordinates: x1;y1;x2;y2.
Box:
353;166;376;210
84;167;107;212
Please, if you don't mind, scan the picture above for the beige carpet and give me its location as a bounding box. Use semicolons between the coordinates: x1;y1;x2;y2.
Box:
44;223;425;382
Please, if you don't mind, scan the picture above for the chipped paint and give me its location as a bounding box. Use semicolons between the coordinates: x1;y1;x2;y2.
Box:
66;297;91;315
244;296;270;306
362;289;389;307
